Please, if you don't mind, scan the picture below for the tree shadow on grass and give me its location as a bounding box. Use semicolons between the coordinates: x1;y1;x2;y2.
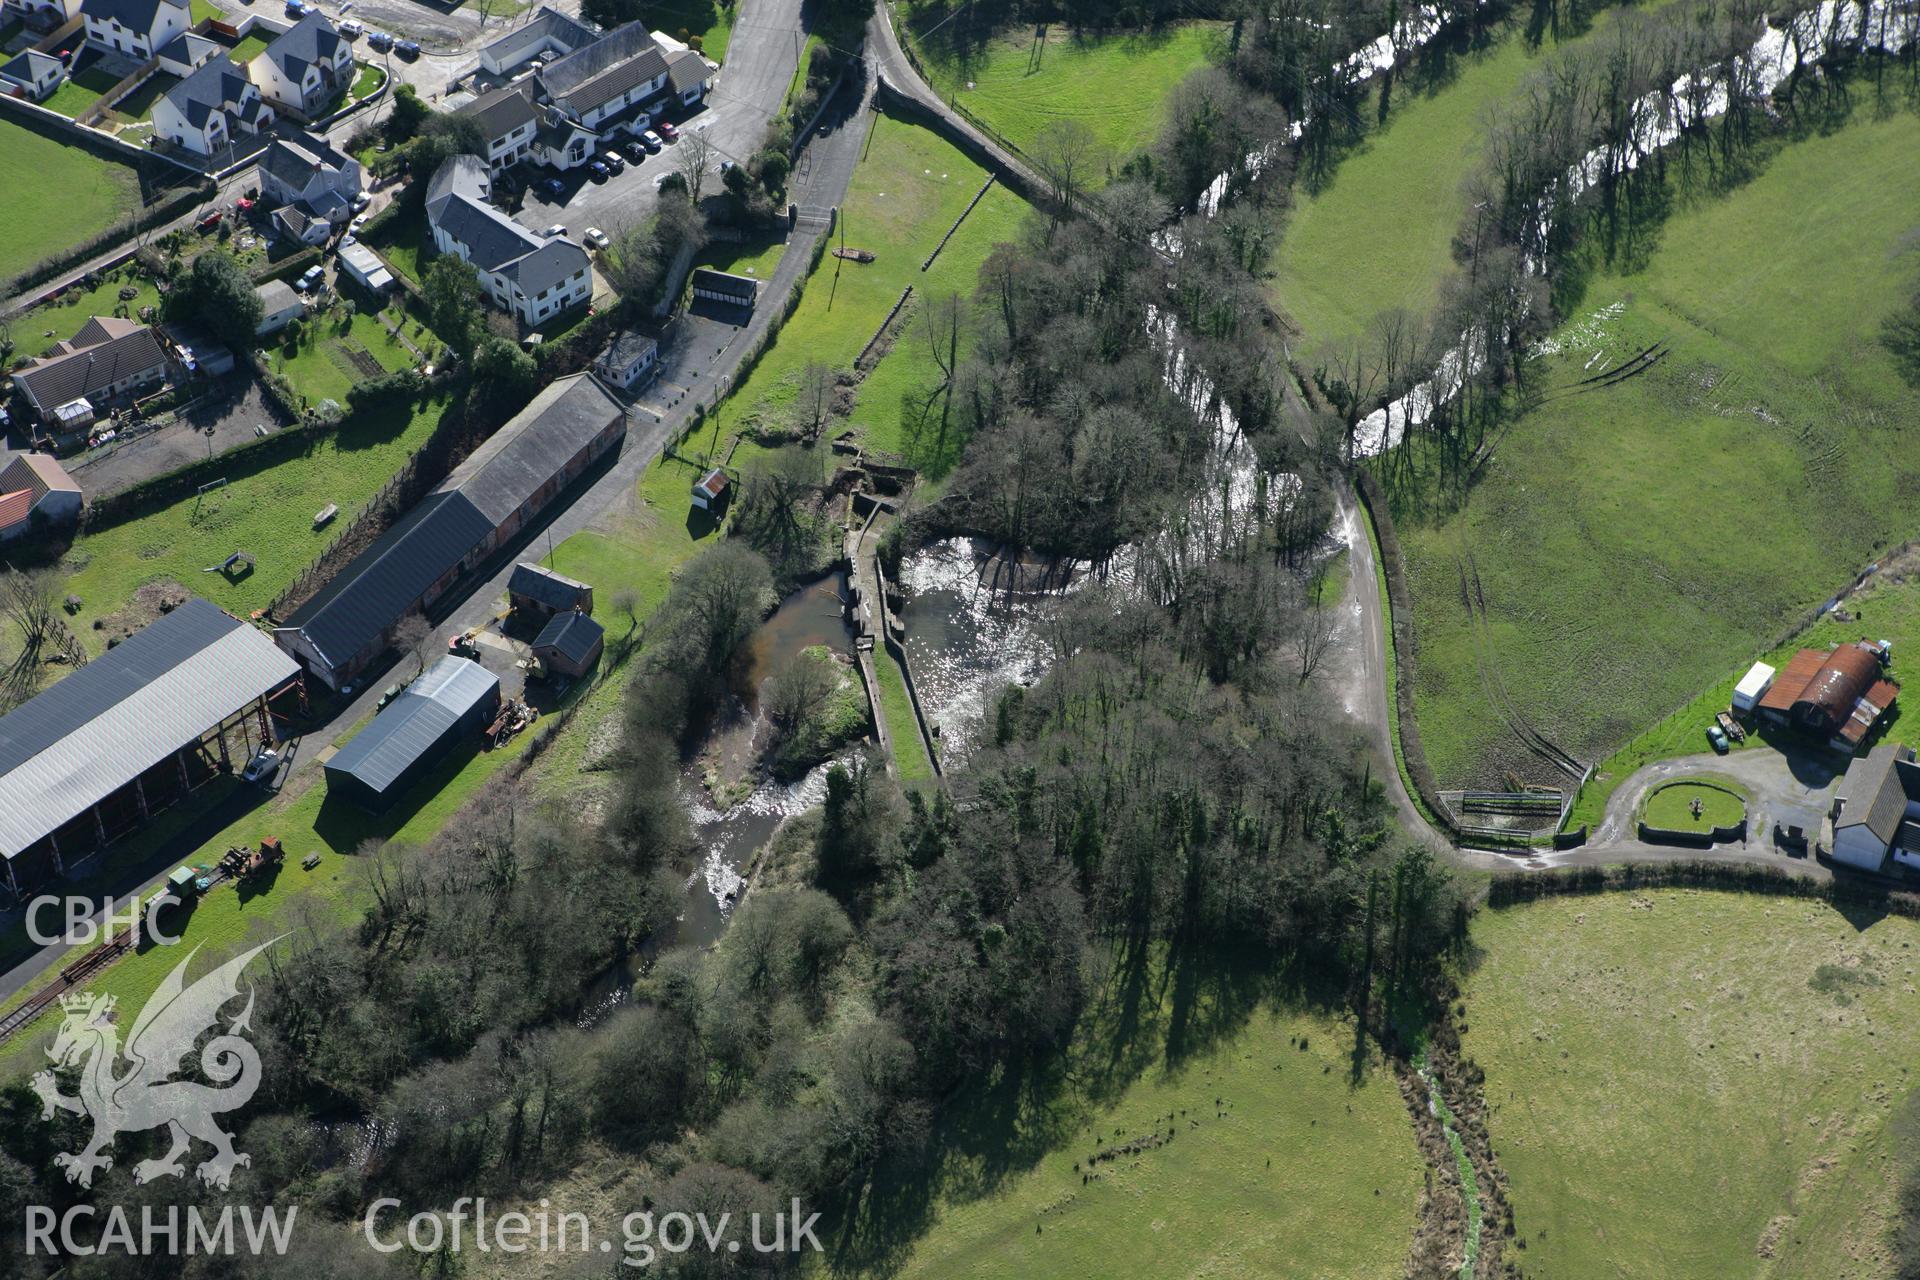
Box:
820;938;1355;1277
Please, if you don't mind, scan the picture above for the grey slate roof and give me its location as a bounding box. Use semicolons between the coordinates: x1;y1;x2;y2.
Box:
85;0;182;35
1835;742;1920;845
426;154;546;272
509;562;590;611
258;136;353;194
500;237;589;297
666;48;710;95
0;598;298;857
154;31;215;68
1;49;63;84
281;375;621;673
533;610;602;666
279;490;493;671
691;268;759;302
12;323;166;411
325;656;498;796
163;53;253;130
256;278;301;314
440;372;622;524
539;22;666;115
476;5;594;67
261;13;345;81
599;330;657;371
458;81;539;141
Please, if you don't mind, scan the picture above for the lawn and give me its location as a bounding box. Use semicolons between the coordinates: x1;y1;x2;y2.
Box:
363;206;430;287
846;946;1421;1279
41;62;123;117
1394;109;1920;793
647;0;733;61
190;0;223;22
727;113;1026;477
348;61;384;103
1463;890;1920;1279
875;641;933;783
58;395;449;653
267;307;422;406
226;32;272;66
1640;778;1745;832
900;15;1223;164
697;230;788;282
104;71;177;123
17;268;160;354
0;122;144;284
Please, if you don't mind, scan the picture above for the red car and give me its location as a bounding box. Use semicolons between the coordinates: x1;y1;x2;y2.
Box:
656;120;678;142
194;211;222;233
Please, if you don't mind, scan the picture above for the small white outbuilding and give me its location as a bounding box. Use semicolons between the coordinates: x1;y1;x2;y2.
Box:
1732;661;1776;714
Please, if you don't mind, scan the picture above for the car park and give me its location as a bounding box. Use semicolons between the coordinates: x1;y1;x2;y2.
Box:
583;227;609;249
641;130;663;152
657;121;678;142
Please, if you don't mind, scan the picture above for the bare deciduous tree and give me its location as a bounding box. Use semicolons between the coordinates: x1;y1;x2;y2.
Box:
675;130;716;205
394;614;433;677
1033;118;1100;219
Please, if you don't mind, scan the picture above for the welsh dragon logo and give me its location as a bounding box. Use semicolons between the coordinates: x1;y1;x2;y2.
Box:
32;940;278;1190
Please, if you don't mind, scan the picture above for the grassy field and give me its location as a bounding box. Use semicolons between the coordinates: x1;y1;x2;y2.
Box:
58;396;448;653
901;16;1222;164
1271;33;1534;353
1464;890;1920;1279
1396;109;1920;793
1641;778;1745;831
266;307;422;406
0;122;142;282
846;947;1421;1278
725;114;1024;476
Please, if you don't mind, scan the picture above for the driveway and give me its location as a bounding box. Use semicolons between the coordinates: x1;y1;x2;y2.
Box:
62;376;290;501
514;0;806;238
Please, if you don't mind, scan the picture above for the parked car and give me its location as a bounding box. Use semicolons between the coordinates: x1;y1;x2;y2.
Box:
394;38;421;59
588;160;610;180
583;227;609;249
621;140;647;163
657;121;678;142
339;18;364;37
337;234;358;249
600;150;625;174
541;223;567;238
297;264;325;291
350;191;371;212
350;213;370;232
194;210;222;233
240;749;280;784
366;29;393;51
284;0;311;16
538;177;565;199
1707;725;1730;754
640;129;663;152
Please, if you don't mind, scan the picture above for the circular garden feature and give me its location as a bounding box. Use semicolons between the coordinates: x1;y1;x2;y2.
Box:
1642;778;1748;836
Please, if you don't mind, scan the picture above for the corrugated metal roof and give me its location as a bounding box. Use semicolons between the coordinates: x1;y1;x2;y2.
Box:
324;656;498;795
0;598;298;857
